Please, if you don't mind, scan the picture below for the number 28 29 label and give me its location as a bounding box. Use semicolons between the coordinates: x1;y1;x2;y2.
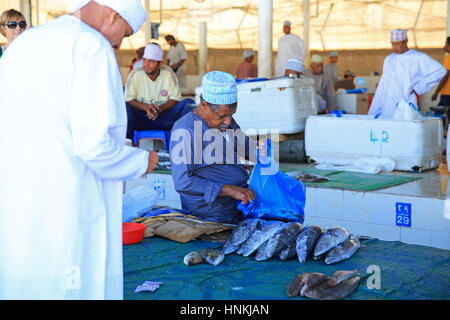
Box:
395;202;411;227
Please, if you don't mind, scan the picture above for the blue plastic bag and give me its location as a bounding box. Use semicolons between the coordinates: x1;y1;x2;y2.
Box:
237;139;306;223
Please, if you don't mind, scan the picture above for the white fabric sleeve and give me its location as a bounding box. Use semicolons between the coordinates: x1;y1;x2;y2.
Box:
368;58;389;116
69;36;149;180
412;54;447;95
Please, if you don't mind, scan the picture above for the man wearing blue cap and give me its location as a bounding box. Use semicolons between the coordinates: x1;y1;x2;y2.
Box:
170;71;257;224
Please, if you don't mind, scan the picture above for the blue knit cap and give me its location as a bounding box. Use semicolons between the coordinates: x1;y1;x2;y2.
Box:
201;71;237;105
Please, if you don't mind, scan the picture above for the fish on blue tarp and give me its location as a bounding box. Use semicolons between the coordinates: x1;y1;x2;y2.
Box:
296;225;324;263
255;222;303;261
238;220;285;257
199;248;225;266
325;235;361;264
222;218;262;255
313;227;351;259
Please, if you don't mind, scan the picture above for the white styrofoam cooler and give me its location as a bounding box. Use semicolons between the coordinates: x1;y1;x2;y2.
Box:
336;93;369;114
305;114;443;171
233;77;318;134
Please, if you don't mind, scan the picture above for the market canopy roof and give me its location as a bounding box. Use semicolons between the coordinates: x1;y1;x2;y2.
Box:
1;0;447;51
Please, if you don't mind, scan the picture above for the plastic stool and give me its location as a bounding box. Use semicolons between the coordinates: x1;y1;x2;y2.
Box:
328;110;345;117
133;130;170;150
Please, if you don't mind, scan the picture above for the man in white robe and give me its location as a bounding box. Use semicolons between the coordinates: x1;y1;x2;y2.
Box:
304;54;336;113
274;20;306;77
165;34;187;88
0;0;158;300
324;51;339;85
368;29;446;117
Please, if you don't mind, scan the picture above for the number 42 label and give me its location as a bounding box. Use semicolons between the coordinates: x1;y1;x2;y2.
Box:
395;202;412;227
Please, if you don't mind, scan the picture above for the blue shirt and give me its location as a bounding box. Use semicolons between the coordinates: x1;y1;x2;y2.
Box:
169;111;252;224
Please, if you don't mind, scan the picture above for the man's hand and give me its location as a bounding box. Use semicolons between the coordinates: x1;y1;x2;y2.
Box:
146;150;159;173
257;140;266;157
432;92;439;101
220;184;256;204
145;104;160;120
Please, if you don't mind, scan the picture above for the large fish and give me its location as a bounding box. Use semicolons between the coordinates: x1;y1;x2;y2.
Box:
278;238;298;261
296;225;324;263
238;220;285;257
325;235;360;264
304;275;360;300
255;223;303;261
222;218;262;255
313;227;351;259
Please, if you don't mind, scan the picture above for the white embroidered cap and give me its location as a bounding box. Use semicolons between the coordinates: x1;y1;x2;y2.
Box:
143;43;163;61
285;59;305;73
391;29;407;42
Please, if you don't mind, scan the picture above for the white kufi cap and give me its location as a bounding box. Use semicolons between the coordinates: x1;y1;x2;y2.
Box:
391;29;407;42
143;43;163;61
285;59;305;73
71;0;147;35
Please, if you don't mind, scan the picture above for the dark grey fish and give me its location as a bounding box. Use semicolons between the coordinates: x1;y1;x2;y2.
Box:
327;270;360;287
325;235;360;264
278;238;298;261
292;172;329;183
296;225;324;263
222;218;262;255
183;251;204;266
231;219;262;246
313;227;351;259
199;248;225;266
255;222;303;261
239;220;285;257
306;276;360;300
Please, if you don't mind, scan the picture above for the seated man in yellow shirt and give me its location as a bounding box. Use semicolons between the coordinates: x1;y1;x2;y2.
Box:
124;43;193;140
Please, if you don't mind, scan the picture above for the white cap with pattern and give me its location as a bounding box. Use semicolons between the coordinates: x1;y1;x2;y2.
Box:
391;29;407;42
143;43;163;61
